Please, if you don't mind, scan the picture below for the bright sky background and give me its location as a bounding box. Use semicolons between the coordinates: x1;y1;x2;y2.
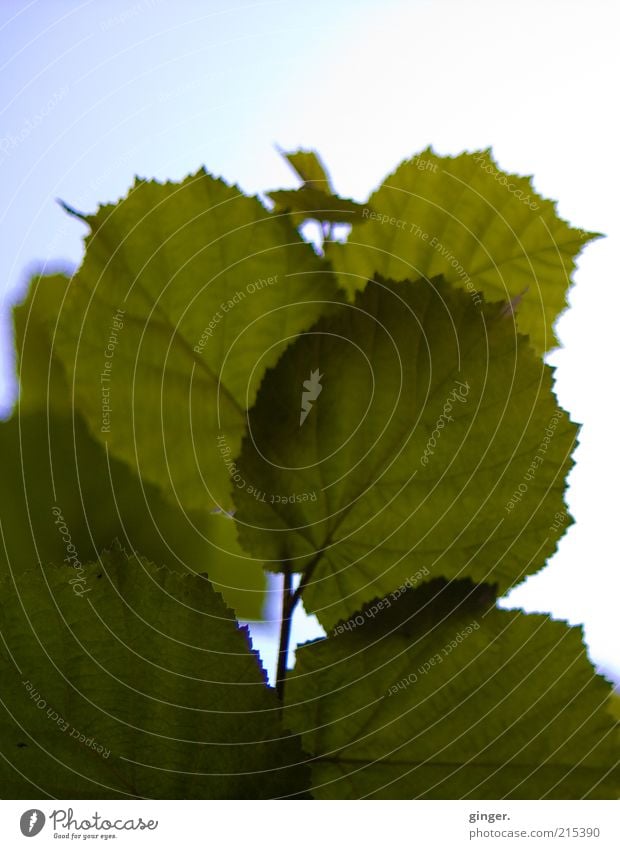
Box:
1;0;618;684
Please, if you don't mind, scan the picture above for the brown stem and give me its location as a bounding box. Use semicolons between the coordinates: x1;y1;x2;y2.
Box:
291;552;321;606
275;565;294;701
275;553;323;700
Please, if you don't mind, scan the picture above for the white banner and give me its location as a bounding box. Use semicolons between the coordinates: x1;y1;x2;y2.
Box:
0;800;618;848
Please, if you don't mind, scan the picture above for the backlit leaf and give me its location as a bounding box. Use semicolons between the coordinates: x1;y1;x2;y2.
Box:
268;187;370;225
279;148;332;190
327;149;599;353
234;277;577;628
6;273;267;619
53;170;340;512
0;547;308;798
286;580;619;799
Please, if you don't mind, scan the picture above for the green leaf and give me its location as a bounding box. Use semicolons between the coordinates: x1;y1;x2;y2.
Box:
0;410;267;619
285;580;619;799
234;278;577;628
13;272;73;414
52;169;339;512
6;273;267;619
0;547;309;799
268;187;370;225
279;148;333;190
269;148;371;226
609;695;620;721
327;148;599;353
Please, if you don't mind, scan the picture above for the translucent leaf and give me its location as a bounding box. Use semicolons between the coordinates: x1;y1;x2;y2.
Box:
0;410;267;619
13;272;73;414
327;149;599;353
279;148;332;190
270;148;370;226
285;580;619;799
234;278;577;628
0;547;308;798
7;273;267;619
268;187;370;225
53;169;339;512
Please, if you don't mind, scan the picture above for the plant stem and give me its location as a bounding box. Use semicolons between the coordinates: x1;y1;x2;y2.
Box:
275;565;294;701
275;553;322;699
321;220;333;253
291;552;321;606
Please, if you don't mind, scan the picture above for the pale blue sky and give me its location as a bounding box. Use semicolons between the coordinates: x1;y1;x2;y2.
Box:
1;0;618;683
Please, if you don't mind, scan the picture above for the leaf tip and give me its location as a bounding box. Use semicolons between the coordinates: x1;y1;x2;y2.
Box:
56;198;88;222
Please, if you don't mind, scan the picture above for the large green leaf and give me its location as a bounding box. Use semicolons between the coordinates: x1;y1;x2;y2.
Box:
234;278;577;628
13;272;73;414
285;580;619;799
0;410;266;619
0;547;309;799
5;274;267;619
52;169;339;512
327;149;599;353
